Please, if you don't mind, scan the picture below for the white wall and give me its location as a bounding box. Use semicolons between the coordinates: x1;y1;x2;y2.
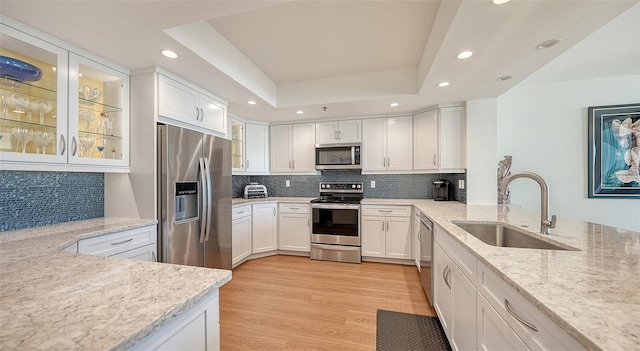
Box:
466;99;498;205
497;75;640;231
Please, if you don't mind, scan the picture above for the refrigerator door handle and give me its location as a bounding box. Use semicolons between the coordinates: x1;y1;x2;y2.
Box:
203;157;213;242
198;157;208;244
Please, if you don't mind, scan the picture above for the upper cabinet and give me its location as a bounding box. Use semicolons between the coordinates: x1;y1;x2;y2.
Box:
270;123;316;174
157;74;226;136
362;116;413;172
414;106;466;173
0;18;129;172
315;119;361;144
229;117;245;173
244;123;269;174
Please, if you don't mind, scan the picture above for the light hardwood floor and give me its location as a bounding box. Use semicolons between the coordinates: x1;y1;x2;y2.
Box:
219;255;435;350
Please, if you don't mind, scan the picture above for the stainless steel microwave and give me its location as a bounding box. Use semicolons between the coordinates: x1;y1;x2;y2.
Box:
315;143;361;170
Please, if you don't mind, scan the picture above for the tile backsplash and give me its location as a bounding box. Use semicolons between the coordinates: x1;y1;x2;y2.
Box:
233;171;466;202
0;171;104;232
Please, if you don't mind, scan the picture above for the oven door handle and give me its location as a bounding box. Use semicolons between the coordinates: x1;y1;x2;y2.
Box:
311;203;360;210
311;243;360;252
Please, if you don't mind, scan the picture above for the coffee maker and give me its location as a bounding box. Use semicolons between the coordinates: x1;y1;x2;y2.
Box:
433;180;451;201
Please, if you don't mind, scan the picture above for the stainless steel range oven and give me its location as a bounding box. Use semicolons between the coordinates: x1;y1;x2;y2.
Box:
310;182;363;264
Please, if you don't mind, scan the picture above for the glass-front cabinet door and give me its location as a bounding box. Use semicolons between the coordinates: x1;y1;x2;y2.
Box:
68;53;129;167
230;118;244;172
0;23;68;164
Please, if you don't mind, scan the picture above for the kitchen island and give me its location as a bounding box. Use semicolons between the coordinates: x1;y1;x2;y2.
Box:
363;198;640;351
0;218;232;350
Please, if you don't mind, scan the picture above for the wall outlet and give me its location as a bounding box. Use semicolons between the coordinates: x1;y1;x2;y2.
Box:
371;180;376;188
458;179;465;189
285;180;290;187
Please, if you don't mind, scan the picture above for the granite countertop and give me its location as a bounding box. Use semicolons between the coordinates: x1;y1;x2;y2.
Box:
232;196;316;206
0;218;232;351
364;198;639;351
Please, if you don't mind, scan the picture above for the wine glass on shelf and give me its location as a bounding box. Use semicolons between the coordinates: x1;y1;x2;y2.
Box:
38;100;53;125
96;138;106;158
8;94;30;121
11;128;33;153
1;95;10;119
110;146;117;159
33;131;50;154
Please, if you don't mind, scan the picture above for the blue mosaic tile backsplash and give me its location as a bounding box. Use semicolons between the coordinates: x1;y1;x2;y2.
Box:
0;171;104;232
233;171;466;202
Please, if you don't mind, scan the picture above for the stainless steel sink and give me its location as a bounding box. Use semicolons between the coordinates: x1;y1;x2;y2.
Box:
452;221;574;251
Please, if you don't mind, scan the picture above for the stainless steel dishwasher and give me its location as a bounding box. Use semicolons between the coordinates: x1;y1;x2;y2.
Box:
419;213;434;305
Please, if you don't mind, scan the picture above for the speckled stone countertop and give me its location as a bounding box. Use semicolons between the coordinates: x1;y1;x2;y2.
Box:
363;198;640;351
232;197;316;206
0;217;232;351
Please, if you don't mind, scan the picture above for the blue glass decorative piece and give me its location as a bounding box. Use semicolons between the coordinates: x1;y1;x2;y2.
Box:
0;56;43;82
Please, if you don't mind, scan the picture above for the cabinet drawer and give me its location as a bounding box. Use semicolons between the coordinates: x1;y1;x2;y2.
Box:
279;203;310;214
78;225;156;257
361;205;411;217
477;262;585;351
110;244;157;262
232;205;252;220
435;224;476;284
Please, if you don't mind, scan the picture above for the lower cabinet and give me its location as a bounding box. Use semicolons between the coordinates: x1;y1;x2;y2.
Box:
131;289;220;351
477;293;528;350
251;203;278;253
361;205;412;259
434;224;585;351
77;225;157;262
278;203;311;252
232;205;252;266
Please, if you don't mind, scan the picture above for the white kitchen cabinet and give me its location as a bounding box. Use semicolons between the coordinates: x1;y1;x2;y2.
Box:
433;242;453;336
361;205;412;259
362;116;412;172
232;205;252;266
78;225;157;262
158;74;226;136
413;106;466;172
315;119;361;144
252;202;277;253
131;289;220;351
270;123;316;173
477;293;528;351
245;123;269;174
278;203;311;252
0;18;130;172
476;260;586;351
229;117;245;173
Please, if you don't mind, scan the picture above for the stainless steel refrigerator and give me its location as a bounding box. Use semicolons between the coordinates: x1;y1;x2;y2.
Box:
157;124;232;270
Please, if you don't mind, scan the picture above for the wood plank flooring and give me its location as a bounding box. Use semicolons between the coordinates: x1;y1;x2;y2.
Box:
219;255;435;350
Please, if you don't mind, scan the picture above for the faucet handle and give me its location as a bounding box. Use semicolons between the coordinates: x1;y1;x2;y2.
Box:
548;215;557;229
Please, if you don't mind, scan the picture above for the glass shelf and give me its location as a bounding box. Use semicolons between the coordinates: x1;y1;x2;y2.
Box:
0;116;57;129
0;79;57;100
78;98;122;114
78;130;122;141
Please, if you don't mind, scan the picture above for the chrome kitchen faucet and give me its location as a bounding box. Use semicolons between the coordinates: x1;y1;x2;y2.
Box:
500;171;557;234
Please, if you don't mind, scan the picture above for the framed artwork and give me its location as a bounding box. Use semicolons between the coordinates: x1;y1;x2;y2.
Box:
588;103;640;198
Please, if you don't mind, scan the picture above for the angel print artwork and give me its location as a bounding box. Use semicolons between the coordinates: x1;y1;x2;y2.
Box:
611;117;640;185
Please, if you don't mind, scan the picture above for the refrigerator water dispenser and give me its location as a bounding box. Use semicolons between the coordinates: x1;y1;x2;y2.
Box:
174;182;199;223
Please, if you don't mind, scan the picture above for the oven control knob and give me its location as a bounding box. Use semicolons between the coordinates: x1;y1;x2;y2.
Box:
326;184;330;188
352;184;356;189
321;184;325;188
357;184;362;189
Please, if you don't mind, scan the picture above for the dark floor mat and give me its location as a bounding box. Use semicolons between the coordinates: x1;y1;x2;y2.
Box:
376;309;452;351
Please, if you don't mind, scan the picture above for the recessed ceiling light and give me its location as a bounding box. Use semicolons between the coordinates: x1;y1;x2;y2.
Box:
536;39;561;50
497;75;513;82
390;102;399;107
161;50;178;59
296;110;304;114
248;100;256;105
457;51;474;59
438;81;450;87
492;0;511;4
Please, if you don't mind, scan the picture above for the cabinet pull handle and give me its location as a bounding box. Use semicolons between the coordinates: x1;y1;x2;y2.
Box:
443;266;451;289
338;130;342;140
433;154;437;165
273;207;276;216
246;159;250;169
151;251;157;262
505;299;539;332
378;209;392;213
387;157;390;167
386;221;389;231
110;238;134;246
60;135;66;155
290;207;299;210
195;107;199;120
383;157;386;167
382;221;385;232
200;107;204;121
308;218;311;228
72;136;77;156
292;159;295;169
335;131;338;140
237;211;245;214
289;160;292;169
